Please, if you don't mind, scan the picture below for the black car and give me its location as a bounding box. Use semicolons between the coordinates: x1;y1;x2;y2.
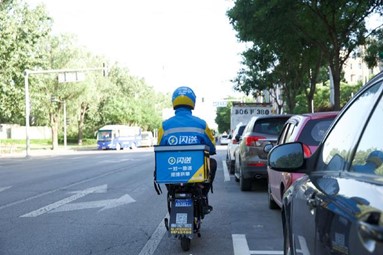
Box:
234;114;291;191
268;71;383;254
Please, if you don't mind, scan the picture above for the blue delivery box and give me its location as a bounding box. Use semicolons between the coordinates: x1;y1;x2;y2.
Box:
154;145;210;184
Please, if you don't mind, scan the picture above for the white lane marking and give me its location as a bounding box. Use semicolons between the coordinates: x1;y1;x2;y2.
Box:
138;213;168;255
233;234;251;255
20;185;107;217
51;194;135;213
0;169;123;211
222;160;231;182
0;186;12;192
233;234;283;255
98;159;133;163
297;235;310;255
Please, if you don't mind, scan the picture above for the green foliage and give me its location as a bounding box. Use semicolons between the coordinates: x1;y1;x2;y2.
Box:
294;82;363;113
364;28;383;68
215;103;231;134
228;0;383;111
0;0;52;124
0;0;174;146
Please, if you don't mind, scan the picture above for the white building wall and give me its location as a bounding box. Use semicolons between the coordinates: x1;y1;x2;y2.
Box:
0;124;51;140
343;47;382;85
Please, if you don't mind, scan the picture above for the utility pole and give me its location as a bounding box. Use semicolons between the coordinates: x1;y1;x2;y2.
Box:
24;65;108;158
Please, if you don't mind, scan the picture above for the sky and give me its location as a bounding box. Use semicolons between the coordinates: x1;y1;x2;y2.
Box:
27;0;246;128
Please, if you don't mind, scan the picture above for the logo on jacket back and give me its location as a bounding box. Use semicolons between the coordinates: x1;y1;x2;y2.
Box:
168;135;198;145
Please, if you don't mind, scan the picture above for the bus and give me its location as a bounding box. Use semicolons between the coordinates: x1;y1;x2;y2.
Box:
96;125;142;150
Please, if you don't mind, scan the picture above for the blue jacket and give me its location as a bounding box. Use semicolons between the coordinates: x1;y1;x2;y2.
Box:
157;107;216;155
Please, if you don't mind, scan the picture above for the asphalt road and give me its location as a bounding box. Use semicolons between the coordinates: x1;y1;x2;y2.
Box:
0;146;283;255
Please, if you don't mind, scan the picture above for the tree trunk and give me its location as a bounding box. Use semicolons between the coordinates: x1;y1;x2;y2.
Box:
77;102;87;146
306;66;320;113
50;112;59;150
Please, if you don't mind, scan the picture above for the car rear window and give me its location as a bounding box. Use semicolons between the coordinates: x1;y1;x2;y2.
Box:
252;118;289;135
298;118;335;146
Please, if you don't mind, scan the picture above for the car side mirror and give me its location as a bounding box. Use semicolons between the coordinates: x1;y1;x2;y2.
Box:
268;142;304;171
235;135;241;142
264;143;273;153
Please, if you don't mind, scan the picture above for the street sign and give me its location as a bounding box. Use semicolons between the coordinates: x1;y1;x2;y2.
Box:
213;101;228;107
58;72;85;83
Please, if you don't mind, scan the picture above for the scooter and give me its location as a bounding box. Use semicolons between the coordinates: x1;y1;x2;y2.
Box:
164;183;210;251
154;145;212;251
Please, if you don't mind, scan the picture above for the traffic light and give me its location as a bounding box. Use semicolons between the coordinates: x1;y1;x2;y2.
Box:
102;63;108;77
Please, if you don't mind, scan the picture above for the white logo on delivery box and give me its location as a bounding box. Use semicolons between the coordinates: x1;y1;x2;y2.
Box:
168;156;192;165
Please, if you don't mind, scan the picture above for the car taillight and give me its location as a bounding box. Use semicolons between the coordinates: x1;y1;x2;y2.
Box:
302;144;312;158
245;136;266;146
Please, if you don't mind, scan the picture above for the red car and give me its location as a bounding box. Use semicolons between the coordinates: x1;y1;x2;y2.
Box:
267;111;338;209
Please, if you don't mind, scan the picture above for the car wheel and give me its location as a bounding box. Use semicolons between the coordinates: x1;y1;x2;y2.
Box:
234;159;240;182
226;154;230;168
229;161;235;175
226;155;235;175
239;167;252;191
268;182;279;209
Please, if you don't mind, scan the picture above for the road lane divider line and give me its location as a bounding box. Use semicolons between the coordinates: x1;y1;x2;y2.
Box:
0;186;12;192
138;213;168;255
222;160;231;182
232;234;283;255
233;234;250;255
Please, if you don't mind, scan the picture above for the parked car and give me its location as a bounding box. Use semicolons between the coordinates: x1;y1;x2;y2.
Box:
139;131;154;147
234;114;291;191
267;111;338;209
226;123;247;174
219;134;230;145
268;71;383;255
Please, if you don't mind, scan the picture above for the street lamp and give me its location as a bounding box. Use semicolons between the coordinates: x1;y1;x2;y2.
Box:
51;96;67;150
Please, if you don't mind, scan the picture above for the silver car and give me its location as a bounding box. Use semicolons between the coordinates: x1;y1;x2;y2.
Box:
234;114;291;191
226;123;246;174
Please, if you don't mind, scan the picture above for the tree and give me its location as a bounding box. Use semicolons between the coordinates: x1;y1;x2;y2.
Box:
0;0;52;123
228;0;383;111
228;0;326;113
364;28;383;68
215;103;231;134
283;0;383;110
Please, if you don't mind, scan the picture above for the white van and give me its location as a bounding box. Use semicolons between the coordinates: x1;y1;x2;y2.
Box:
140;131;154;147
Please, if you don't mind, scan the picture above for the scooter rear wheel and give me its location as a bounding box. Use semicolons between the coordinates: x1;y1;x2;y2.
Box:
180;237;191;251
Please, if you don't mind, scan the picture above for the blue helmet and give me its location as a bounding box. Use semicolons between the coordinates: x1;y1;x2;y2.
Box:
172;86;196;110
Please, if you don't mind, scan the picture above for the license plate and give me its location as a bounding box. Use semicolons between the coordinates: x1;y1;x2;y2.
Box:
175;199;192;207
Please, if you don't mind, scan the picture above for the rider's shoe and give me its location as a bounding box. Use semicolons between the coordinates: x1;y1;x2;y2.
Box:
203;205;213;215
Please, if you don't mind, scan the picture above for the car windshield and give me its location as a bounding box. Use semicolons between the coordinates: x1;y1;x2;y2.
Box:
97;130;112;140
